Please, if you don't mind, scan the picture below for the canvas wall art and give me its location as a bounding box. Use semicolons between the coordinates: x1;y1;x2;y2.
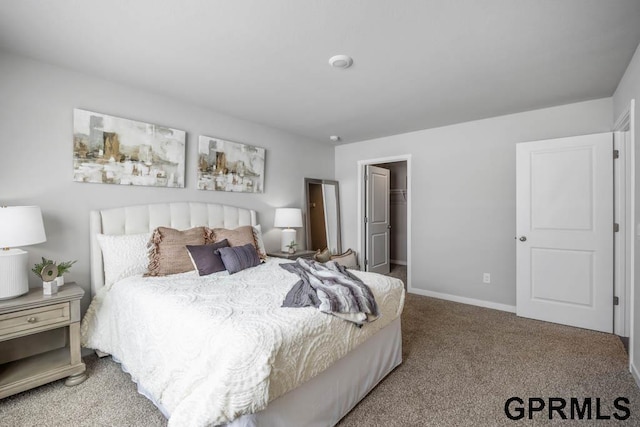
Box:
73;109;186;187
197;136;265;193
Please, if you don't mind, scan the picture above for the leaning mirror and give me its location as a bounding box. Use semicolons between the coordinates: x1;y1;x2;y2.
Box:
304;178;341;254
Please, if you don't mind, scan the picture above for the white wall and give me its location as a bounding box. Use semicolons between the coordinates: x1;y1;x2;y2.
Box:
336;98;612;307
613;41;640;381
0;51;334;311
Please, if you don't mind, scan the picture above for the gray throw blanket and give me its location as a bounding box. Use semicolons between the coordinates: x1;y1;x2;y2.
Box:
281;258;379;325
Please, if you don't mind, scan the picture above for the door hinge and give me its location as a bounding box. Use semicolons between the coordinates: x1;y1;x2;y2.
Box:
364;216;368;223
365;259;369;266
614;223;620;233
614;296;620;306
614;149;620;159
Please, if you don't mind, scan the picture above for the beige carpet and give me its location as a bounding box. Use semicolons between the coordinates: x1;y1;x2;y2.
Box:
385;263;407;288
1;293;638;426
339;295;639;426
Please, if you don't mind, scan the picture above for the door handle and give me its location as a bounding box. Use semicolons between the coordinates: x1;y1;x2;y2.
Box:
387;225;392;229
519;236;527;242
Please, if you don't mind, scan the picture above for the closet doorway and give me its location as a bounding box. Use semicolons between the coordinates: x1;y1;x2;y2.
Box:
358;155;411;290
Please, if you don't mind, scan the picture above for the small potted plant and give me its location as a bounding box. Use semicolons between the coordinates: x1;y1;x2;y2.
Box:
286;240;297;254
32;258;76;287
56;260;76;287
32;257;59;295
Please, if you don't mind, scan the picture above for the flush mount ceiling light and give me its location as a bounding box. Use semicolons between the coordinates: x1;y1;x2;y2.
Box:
329;135;341;142
328;55;353;69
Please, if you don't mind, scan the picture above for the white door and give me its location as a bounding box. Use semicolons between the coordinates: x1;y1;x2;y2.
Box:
365;165;390;274
516;133;613;333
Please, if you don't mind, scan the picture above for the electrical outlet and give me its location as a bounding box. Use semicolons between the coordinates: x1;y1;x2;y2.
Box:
483;273;491;284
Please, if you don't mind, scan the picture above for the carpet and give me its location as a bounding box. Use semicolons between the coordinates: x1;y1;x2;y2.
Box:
1;293;637;426
338;295;639;426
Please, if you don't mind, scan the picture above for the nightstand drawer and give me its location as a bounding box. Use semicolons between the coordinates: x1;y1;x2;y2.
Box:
0;303;70;338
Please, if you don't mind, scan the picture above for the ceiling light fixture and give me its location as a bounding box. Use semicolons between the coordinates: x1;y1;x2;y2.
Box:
329;135;341;142
328;55;353;69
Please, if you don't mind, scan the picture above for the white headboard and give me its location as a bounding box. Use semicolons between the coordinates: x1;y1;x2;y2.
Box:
89;202;257;296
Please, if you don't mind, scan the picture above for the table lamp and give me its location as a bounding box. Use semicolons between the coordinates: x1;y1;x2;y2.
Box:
274;208;303;252
0;206;47;299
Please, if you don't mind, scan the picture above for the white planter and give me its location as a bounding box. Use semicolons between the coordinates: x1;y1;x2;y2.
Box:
55;276;64;287
43;281;58;295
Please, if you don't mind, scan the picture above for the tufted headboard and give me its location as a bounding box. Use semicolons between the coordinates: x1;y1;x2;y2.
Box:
89;202;257;296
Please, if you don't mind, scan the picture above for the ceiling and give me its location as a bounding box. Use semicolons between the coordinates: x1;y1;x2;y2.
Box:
1;0;639;145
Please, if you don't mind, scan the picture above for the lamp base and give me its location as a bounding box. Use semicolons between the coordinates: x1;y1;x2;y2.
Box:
281;229;297;252
0;249;29;300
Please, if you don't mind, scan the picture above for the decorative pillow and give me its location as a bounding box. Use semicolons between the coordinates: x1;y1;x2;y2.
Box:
331;248;359;270
314;248;332;263
217;244;261;274
210;225;257;249
97;232;151;286
186;239;230;276
145;226;208;276
252;224;267;260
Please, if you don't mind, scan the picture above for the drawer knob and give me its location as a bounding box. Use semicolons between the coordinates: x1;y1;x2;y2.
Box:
27;317;37;323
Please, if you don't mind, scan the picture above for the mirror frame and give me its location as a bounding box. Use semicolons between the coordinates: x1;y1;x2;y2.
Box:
304;178;342;254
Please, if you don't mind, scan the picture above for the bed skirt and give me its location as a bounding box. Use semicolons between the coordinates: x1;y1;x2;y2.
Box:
226;317;402;427
128;317;402;426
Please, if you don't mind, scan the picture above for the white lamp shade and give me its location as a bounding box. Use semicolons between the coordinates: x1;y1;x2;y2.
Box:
274;208;303;228
0;206;47;248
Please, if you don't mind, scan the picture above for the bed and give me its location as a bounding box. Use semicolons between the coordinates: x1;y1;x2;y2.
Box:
81;202;404;427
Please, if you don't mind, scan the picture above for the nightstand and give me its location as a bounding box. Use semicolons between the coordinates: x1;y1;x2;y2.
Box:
0;283;87;399
268;250;316;260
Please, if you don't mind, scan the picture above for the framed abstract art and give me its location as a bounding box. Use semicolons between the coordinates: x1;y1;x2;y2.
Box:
73;109;186;187
197;135;265;193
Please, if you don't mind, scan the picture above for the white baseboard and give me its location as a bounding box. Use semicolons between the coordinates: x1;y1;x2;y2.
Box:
408;287;516;313
631;362;640;389
390;259;407;266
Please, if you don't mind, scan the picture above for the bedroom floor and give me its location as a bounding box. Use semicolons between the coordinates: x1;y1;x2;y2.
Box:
385;263;407;288
1;293;638;426
338;295;640;426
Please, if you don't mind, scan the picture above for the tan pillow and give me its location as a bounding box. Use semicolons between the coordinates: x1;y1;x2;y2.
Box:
252;225;267;260
331;248;359;270
314;248;332;263
209;225;264;258
145;226;207;276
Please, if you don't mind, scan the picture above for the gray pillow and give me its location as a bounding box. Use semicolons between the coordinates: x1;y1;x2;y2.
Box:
186;239;230;276
217;243;261;274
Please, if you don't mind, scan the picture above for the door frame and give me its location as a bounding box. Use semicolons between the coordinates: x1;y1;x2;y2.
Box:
614;100;635;370
357;154;412;290
614;128;632;338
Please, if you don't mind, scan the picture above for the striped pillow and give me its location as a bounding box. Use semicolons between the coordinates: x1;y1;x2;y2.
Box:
217;244;261;274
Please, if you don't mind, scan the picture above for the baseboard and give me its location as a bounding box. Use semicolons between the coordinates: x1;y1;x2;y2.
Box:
408;287;516;313
390;260;407;266
631;362;640;389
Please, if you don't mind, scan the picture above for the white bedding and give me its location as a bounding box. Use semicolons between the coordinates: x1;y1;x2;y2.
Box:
81;258;405;427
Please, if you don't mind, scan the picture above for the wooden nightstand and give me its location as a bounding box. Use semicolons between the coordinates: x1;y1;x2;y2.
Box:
268;250;316;260
0;283;87;399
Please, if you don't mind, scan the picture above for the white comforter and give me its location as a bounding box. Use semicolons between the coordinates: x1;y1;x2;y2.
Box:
81;259;404;427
